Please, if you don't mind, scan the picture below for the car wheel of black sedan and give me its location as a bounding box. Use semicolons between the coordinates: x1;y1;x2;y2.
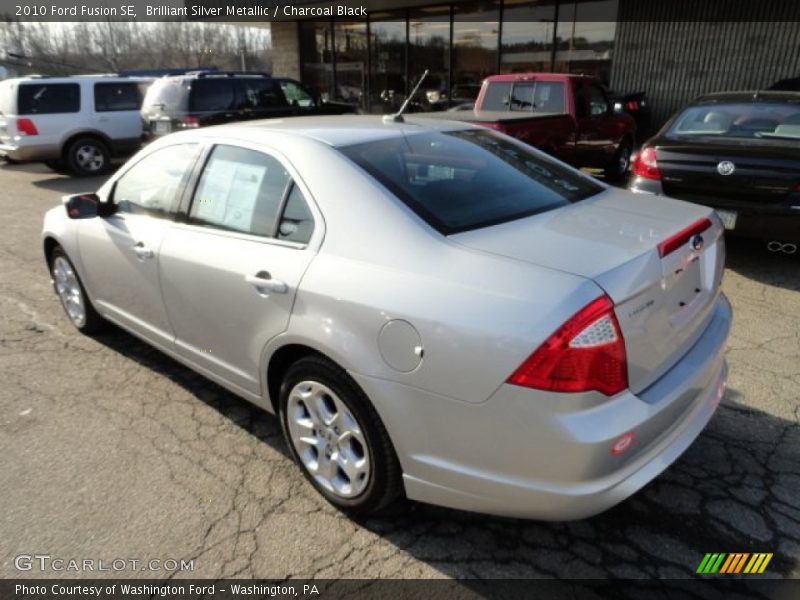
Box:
279;355;402;516
49;246;105;334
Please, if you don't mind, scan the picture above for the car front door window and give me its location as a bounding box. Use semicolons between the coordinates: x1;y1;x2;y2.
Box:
280;81;316;108
112;144;197;217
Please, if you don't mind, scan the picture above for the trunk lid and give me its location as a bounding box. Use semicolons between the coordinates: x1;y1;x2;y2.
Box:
657;138;800;207
450;189;726;394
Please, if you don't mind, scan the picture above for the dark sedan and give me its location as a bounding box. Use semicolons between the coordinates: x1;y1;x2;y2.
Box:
629;91;800;253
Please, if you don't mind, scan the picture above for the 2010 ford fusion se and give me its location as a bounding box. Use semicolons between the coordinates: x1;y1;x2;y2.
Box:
42;116;731;519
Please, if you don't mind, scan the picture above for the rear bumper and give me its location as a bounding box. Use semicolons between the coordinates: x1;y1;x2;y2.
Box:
629;177;800;241
353;293;732;520
0;141;60;162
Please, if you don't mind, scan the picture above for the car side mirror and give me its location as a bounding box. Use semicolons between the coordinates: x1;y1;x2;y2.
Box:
64;193;114;219
64;193;100;219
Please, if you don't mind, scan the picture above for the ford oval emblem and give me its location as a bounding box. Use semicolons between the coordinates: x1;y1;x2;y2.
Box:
717;160;735;176
691;234;705;251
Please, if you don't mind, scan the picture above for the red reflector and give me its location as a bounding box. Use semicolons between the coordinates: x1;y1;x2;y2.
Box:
507;295;628;396
611;432;635;456
183;116;199;128
631;146;660;180
16;118;38;136
657;217;712;258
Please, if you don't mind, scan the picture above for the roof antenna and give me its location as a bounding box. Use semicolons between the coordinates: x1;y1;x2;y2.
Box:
384;69;429;124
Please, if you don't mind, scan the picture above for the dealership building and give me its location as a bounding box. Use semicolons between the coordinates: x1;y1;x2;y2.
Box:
263;0;800;132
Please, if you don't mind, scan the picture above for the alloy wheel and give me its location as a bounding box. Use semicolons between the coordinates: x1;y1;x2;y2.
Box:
286;380;370;499
52;256;86;327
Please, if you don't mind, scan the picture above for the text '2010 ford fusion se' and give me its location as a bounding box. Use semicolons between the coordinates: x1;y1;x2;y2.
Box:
43;116;731;520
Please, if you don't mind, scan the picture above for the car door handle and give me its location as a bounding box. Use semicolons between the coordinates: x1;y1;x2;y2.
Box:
245;271;288;294
133;242;154;259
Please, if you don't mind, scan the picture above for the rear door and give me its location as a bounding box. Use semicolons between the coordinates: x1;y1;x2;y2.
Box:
93;81;143;143
158;143;320;395
78;143;200;344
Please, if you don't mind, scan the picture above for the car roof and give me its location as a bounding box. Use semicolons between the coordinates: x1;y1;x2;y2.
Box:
694;90;800;103
188;115;478;147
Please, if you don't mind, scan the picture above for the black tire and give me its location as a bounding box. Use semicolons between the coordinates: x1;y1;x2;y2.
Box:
65;137;110;177
49;246;105;334
278;355;402;516
605;138;633;182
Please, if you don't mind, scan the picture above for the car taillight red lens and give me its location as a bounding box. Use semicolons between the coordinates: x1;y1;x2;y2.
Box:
507;295;628;396
182;116;199;128
625;100;639;111
16;118;38;136
657;217;712;258
631;146;660;180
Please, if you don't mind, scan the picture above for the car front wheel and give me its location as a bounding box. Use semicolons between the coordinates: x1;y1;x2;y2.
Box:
50;246;105;334
279;355;402;516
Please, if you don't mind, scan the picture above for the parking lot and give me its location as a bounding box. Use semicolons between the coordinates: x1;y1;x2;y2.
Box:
0;161;798;581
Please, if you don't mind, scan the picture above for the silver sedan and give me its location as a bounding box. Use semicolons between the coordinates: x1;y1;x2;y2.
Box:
43;116;731;519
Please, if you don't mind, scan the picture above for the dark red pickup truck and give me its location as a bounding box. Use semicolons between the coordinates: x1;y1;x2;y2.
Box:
418;73;637;181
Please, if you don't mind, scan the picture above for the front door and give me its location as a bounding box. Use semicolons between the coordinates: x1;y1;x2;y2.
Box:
158;143;319;395
78;143;199;345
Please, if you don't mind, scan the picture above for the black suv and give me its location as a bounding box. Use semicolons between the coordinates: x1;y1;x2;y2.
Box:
141;72;358;139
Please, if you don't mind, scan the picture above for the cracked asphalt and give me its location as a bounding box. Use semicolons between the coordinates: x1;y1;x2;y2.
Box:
1;161;798;581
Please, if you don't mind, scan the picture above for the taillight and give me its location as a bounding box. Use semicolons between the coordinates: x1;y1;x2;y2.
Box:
16;118;38;136
657;217;712;258
625;100;639;111
182;116;199;128
508;295;627;396
631;146;660;180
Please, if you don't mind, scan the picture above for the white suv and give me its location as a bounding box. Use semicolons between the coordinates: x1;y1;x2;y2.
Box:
0;75;151;176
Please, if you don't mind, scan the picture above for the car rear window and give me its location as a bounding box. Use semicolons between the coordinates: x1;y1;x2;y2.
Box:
141;79;188;113
669;101;800;140
18;83;80;114
481;81;565;113
340;129;602;234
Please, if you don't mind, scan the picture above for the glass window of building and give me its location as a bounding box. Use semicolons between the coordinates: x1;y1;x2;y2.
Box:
409;5;451;111
452;2;500;107
334;21;368;110
554;0;618;83
500;0;558;73
369;14;407;114
300;21;335;102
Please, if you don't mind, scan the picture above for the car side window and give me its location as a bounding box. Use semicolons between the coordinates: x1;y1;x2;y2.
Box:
588;84;610;117
277;185;315;244
240;79;287;109
18;83;80;114
279;80;316;108
189;145;292;237
94;82;141;112
113;144;197;217
189;80;235;112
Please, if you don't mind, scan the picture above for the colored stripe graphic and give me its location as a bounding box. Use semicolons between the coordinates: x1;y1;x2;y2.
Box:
698;553;773;574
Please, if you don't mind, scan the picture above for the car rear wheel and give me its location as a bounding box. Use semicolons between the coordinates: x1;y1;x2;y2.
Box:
605;138;633;182
66;137;110;177
50;246;105;334
279;355;402;515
